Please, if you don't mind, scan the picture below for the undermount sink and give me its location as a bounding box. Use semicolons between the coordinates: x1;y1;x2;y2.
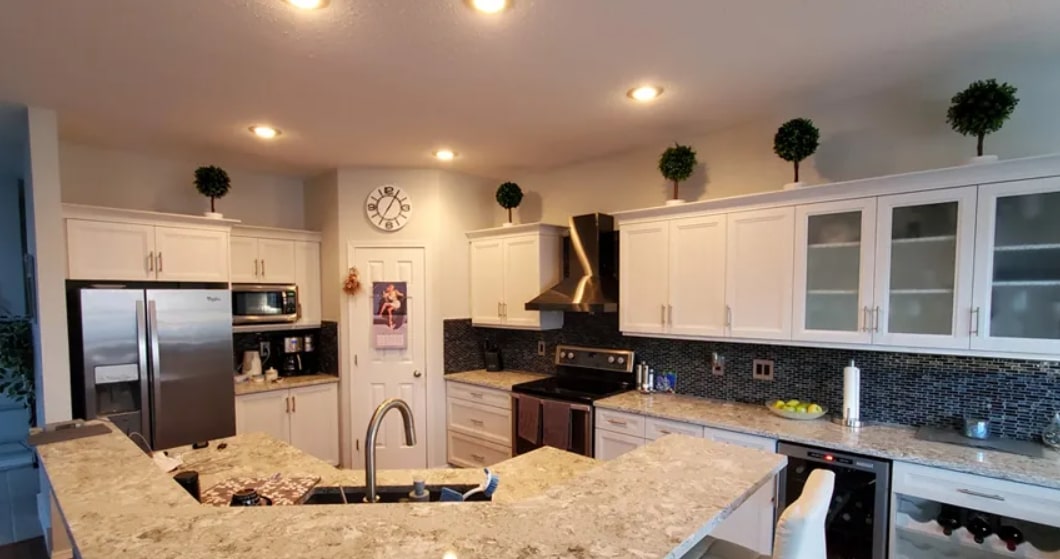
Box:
302;484;491;505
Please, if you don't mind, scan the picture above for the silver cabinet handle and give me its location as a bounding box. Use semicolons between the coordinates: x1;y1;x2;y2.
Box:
413;370;422;378
254;259;260;276
261;259;266;277
469;418;485;426
147;251;154;272
725;305;733;327
469;392;484;399
873;306;880;332
470;453;485;463
285;396;291;414
956;488;1005;501
667;305;673;326
607;418;628;426
660;304;666;327
156;252;163;273
970;307;981;336
658;429;672;435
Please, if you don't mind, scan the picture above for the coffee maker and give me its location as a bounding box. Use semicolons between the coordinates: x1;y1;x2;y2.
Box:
282;336;304;376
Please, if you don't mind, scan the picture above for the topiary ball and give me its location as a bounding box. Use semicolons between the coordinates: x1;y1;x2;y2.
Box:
658;143;697;183
194;166;231;199
773;118;820;163
946;79;1019;138
496;182;523;210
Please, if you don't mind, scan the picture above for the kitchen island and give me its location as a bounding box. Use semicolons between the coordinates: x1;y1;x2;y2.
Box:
37;423;785;559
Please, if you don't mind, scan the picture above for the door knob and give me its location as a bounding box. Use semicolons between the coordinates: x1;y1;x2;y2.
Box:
413;370;422;378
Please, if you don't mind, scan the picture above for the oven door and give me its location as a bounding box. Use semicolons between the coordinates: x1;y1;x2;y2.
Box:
511;393;592;457
232;284;299;324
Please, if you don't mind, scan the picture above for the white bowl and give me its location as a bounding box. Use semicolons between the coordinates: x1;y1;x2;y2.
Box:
765;402;827;420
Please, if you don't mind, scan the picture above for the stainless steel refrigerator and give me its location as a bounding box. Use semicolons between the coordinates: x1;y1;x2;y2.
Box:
68;285;235;450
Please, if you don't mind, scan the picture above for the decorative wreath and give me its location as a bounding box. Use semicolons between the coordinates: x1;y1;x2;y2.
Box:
344;267;362;295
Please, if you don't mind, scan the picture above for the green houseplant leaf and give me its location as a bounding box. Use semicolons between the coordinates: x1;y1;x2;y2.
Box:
194;165;232;213
495;182;524;224
773;118;820;183
658;143;697;201
0;315;34;425
946;79;1019;157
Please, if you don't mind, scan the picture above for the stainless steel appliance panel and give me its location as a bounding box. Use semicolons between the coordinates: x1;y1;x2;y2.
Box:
147;290;235;449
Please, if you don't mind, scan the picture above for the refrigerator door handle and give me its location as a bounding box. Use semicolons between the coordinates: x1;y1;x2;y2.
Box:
135;300;152;444
147;299;163;441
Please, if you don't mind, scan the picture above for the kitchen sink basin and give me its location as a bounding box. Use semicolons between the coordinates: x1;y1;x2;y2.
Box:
301;484;491;504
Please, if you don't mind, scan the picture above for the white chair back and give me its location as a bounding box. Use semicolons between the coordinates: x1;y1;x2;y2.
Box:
771;469;836;559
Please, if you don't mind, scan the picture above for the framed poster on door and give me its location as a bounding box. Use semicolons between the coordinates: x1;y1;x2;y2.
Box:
372;281;408;349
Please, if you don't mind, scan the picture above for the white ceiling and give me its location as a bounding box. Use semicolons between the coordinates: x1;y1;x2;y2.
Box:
0;0;1058;178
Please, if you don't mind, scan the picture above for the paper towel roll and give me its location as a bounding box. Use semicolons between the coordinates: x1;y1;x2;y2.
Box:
843;360;860;421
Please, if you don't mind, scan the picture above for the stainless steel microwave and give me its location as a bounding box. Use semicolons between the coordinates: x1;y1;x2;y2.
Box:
231;284;299;325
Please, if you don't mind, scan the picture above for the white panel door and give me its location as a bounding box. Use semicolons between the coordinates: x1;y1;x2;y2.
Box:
154;226;230;282
793;198;877;344
971;177;1060;354
501;235;541;327
669;215;727;337
294;241;322;326
234;391;291;443
469;239;505;327
288;383;340;465
873;187;976;349
593;429;645;461
725;207;796;340
350;246;427;469
65;219;155;281
619;221;670;334
258;238;297;284
230;236;260;284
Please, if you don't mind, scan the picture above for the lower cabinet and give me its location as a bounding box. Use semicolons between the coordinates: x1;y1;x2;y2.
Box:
594;410;777;556
445;381;512;467
235;382;340;465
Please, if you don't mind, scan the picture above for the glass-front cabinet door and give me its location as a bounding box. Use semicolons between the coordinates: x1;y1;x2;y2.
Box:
793;198;877;343
873;187;977;349
971;177;1060;354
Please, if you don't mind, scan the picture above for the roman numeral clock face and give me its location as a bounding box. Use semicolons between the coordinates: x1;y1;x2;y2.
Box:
365;185;411;232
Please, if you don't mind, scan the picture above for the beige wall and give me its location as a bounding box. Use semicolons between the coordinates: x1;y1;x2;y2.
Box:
59;142;306;229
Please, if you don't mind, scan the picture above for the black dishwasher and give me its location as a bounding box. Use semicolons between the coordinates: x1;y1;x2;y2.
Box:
777;442;891;559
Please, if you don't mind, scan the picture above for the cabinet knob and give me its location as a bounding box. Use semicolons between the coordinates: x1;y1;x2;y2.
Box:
413;370;422;378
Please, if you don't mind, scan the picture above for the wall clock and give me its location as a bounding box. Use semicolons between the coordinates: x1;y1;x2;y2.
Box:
365;185;411;232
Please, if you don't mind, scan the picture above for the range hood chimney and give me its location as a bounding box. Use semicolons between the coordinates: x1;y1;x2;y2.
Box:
525;213;618;313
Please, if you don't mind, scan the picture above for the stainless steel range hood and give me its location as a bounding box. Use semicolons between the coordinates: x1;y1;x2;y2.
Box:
525;213;618;313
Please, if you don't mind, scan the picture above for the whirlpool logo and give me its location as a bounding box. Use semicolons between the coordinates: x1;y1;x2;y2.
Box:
207;296;221;303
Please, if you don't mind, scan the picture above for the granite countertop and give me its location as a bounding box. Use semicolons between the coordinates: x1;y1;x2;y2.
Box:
597;391;1060;490
444;369;550;390
235;373;339;396
37;423;785;559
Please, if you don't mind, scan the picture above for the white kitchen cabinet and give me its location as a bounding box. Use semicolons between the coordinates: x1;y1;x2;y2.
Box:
445;381;513;467
229;236;260;283
793;198;878;344
970;176;1060;354
235;382;340;466
230;236;296;285
466;224;565;330
593;429;645;461
153;226;230;283
66;219;156;281
872;187;977;349
447;430;512;469
294;241;322;326
726;206;796;340
619;220;670;334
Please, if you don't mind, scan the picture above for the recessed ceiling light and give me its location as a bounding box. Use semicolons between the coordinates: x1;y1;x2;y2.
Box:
434;149;457;161
249;125;282;139
286;0;329;9
627;85;664;102
467;0;509;14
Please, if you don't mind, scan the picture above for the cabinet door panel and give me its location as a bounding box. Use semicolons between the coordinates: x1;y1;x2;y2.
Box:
235;391;290;443
294;241;321;326
711;477;777;556
66;219;155;281
154;226;230;282
725;207;795;340
972;177;1060;354
593;429;645;461
469;239;505;326
873;188;976;349
793;199;876;344
288;383;339;465
258;239;297;284
502;236;541;327
669;215;727;337
619;222;669;334
230;236;260;284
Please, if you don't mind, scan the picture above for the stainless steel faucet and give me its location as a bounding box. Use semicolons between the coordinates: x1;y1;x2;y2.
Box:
364;398;417;503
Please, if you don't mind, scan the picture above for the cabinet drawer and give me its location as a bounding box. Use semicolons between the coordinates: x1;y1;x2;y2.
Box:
645;416;705;440
447;430;511;468
594;428;646;461
703;426;777;452
595;409;646;438
892;461;1060;527
446;381;511;410
447;397;511;446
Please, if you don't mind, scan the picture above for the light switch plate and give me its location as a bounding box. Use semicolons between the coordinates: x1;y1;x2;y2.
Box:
711;353;725;376
752;359;774;381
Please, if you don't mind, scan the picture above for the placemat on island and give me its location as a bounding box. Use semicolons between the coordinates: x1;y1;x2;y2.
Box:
201;475;321;506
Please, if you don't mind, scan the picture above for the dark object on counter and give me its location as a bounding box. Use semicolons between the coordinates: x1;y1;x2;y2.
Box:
966;512;995;544
174;471;201;502
230;488;272;506
482;340;503;372
936;504;962;536
999;524;1025;551
191;441;209;450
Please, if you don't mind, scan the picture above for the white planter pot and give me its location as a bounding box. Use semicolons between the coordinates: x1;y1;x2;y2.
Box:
783;181;805;191
203;212;224;219
664;199;686;207
501;222;515;228
968;155;999;165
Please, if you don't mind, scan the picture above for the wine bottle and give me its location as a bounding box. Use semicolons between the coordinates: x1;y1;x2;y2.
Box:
998;524;1025;551
936;505;961;536
966;512;994;544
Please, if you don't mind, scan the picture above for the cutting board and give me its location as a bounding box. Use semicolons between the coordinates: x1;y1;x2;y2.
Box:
201;475;321;506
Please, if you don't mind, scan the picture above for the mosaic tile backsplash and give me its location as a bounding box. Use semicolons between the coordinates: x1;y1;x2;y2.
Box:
444;314;1060;441
233;321;339;376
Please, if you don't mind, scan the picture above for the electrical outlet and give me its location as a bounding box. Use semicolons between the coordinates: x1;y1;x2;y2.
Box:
537;340;546;356
259;341;271;359
752;359;774;381
711;352;725;376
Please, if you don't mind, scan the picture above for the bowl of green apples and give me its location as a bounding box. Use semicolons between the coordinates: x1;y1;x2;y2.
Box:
766;399;827;420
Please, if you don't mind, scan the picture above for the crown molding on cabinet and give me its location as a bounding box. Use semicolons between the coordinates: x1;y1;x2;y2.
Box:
63;203;241;229
232;224;322;242
465;222;568;240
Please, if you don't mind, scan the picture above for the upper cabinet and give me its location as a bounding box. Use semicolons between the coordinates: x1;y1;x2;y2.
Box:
726;207;795;340
230;236;297;284
66;220;158;281
231;226;322;327
467;224;565;330
153;226;230;283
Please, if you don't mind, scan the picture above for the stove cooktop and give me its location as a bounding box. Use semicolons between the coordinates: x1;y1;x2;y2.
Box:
510;345;636;404
511;375;633;404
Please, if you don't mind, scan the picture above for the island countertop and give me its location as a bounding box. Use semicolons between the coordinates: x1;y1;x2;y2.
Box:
444;370;550;390
37;423;785;559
